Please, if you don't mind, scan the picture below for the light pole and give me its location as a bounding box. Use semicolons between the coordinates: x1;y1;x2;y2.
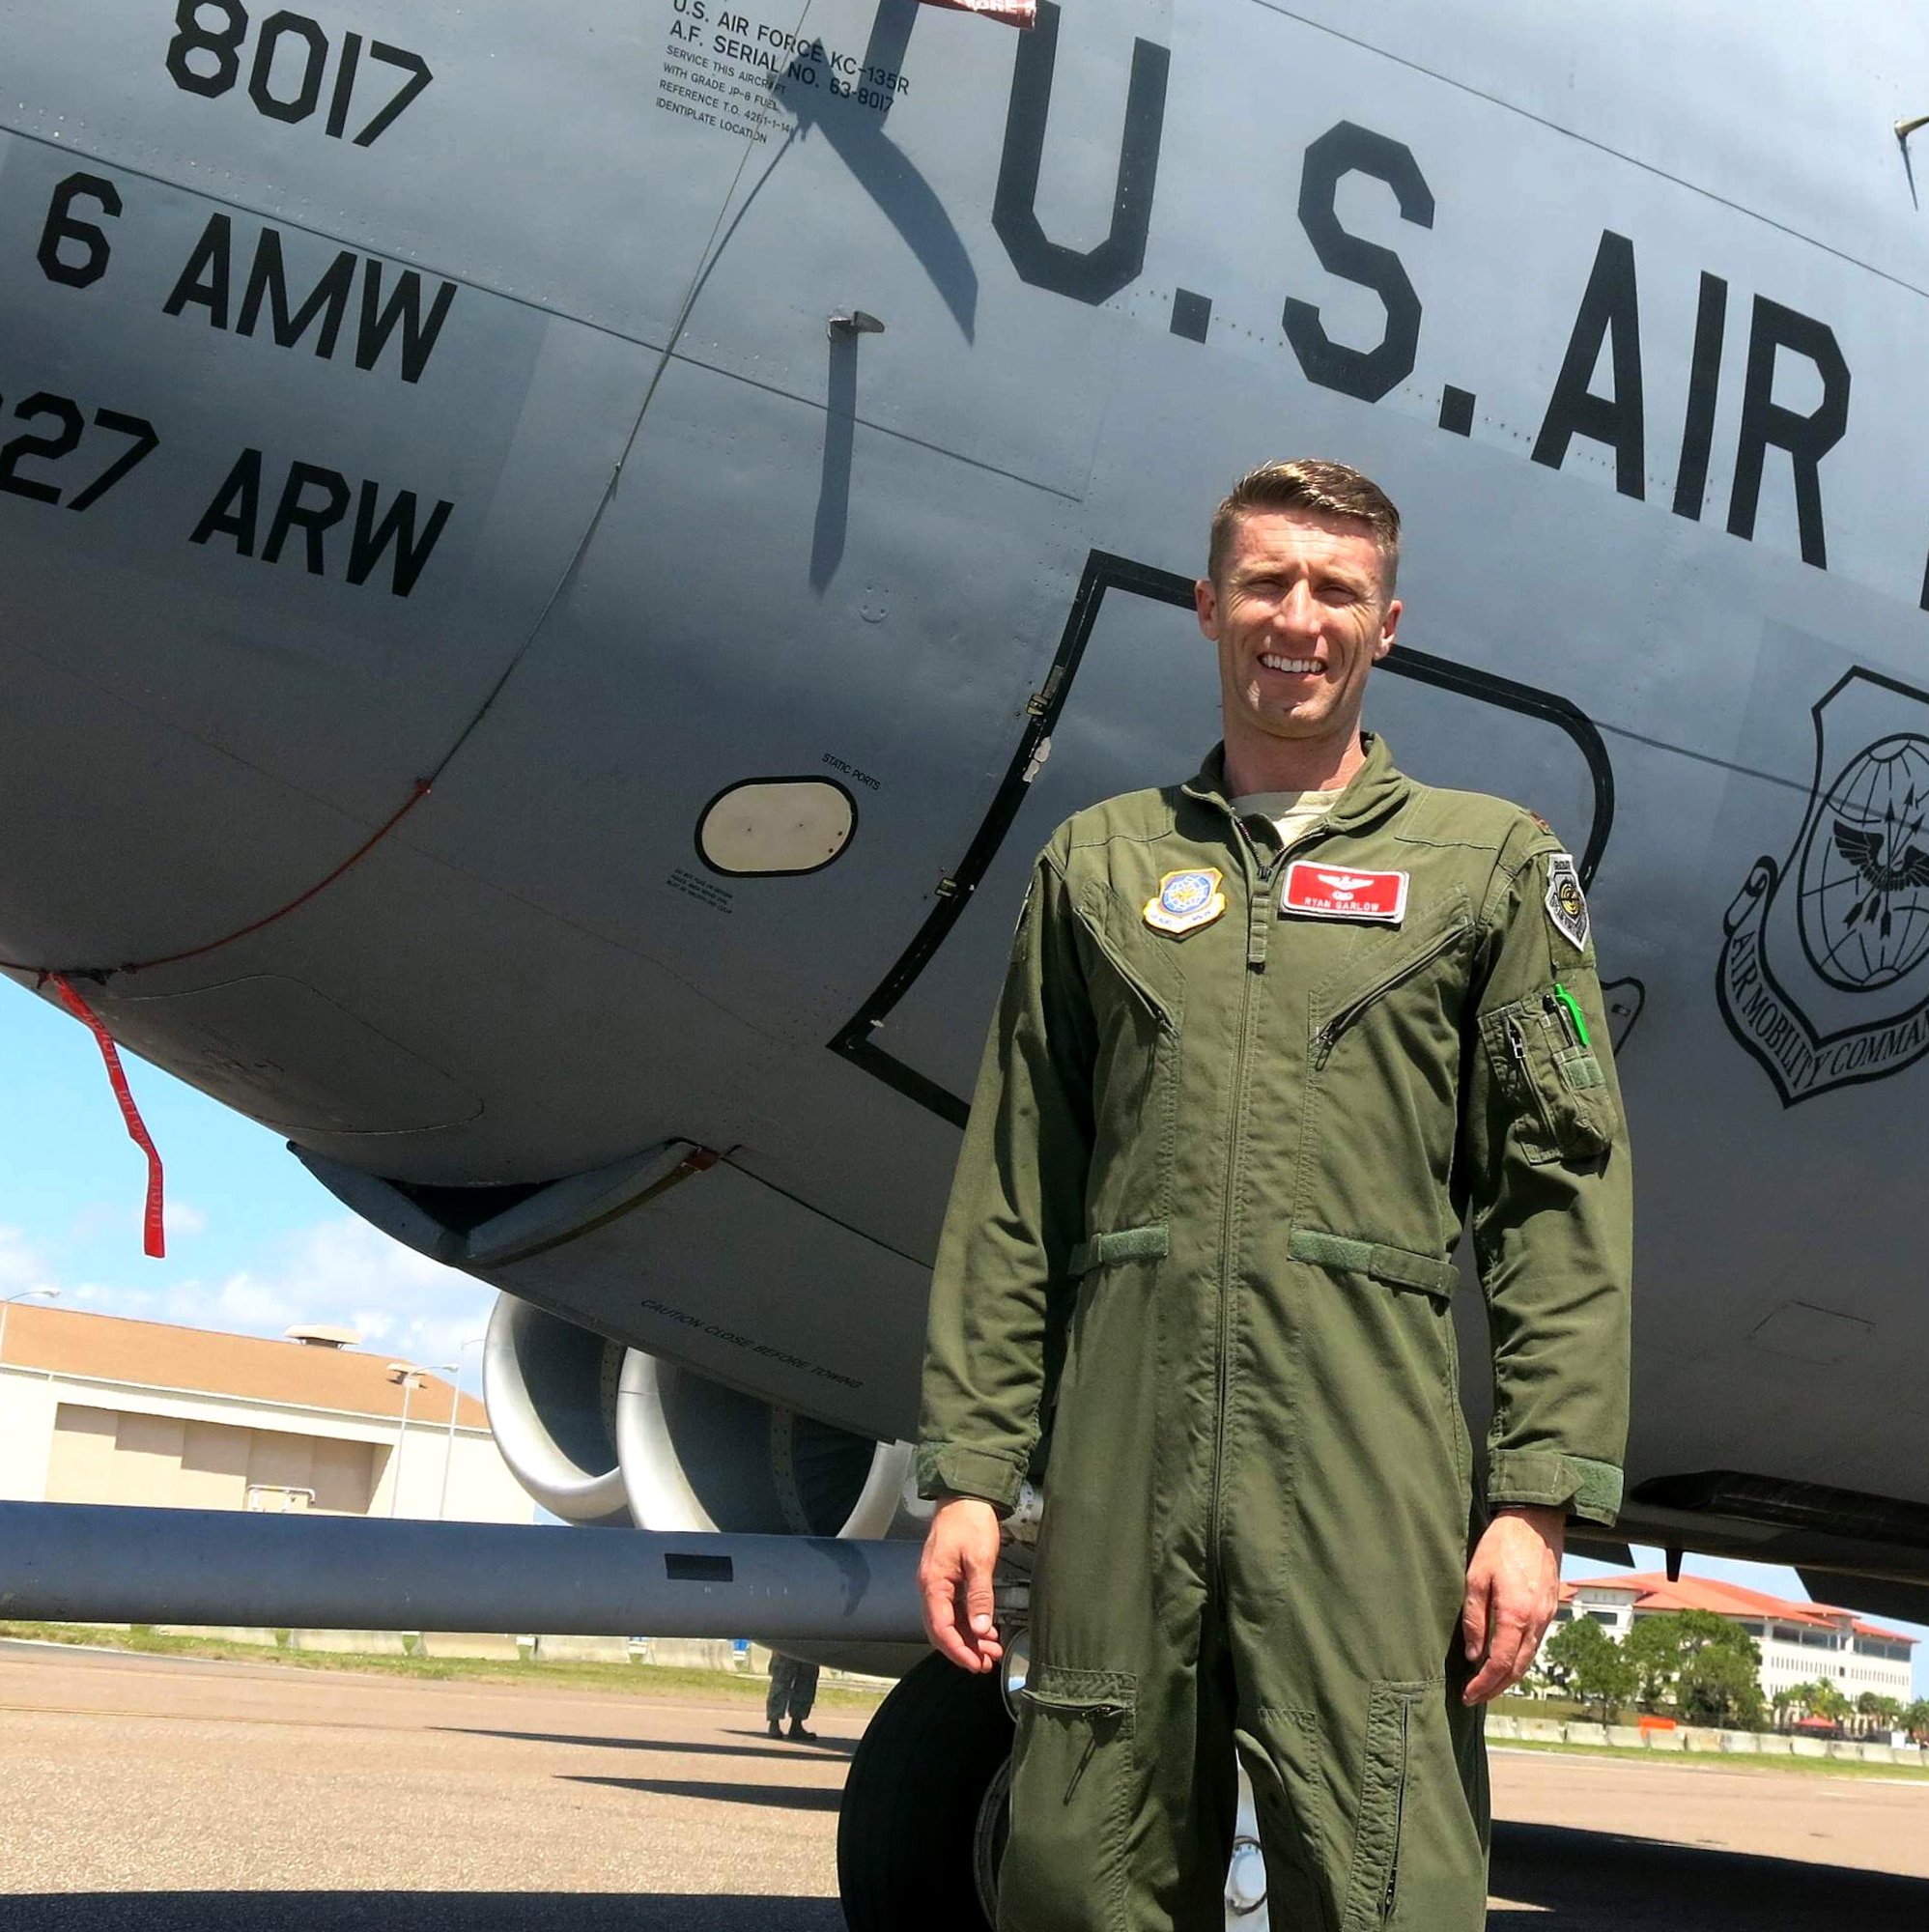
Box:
0;1287;59;1369
437;1337;483;1521
386;1364;427;1518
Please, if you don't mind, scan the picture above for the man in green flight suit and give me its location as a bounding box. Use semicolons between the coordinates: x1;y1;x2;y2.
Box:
916;460;1632;1930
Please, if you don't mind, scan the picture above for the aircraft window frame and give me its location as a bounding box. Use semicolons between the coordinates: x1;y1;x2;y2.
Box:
695;776;859;879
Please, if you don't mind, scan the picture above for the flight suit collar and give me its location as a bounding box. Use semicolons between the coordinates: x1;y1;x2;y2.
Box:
1178;731;1412;841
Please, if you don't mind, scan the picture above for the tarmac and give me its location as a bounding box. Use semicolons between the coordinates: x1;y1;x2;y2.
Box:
1;1639;1926;1929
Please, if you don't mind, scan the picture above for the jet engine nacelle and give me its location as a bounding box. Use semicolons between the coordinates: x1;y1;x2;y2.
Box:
482;1293;929;1675
481;1294;634;1526
483;1292;920;1540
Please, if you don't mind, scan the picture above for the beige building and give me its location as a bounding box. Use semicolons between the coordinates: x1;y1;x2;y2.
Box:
0;1302;532;1524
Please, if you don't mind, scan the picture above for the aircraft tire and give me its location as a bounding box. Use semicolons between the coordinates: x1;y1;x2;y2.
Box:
837;1651;1014;1932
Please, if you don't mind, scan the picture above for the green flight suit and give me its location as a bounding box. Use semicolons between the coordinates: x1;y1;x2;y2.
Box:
917;734;1632;1932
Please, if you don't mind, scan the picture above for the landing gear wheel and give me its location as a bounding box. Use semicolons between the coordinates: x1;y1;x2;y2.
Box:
837;1653;1015;1932
971;1756;1013;1921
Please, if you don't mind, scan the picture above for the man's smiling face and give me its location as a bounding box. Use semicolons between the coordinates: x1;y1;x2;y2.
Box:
1195;507;1400;764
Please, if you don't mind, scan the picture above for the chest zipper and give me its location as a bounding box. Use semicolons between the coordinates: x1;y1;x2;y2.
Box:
1311;919;1466;1069
1209;852;1280;1577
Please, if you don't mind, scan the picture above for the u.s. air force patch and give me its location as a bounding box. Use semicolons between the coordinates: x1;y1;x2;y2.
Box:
1144;867;1226;935
1546;852;1590;952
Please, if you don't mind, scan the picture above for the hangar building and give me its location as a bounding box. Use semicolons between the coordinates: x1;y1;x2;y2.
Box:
0;1301;531;1523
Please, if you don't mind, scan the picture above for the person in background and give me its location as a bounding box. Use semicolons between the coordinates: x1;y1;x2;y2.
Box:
767;1651;820;1741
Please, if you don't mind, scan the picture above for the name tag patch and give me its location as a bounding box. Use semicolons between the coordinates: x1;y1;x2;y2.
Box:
1144;867;1227;935
1282;861;1408;923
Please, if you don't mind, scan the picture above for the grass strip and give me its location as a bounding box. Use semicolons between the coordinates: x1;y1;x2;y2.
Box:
0;1620;888;1706
9;1626;1904;1767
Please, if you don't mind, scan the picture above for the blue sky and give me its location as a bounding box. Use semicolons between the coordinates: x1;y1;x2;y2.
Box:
1;978;1922;1695
0;979;499;1393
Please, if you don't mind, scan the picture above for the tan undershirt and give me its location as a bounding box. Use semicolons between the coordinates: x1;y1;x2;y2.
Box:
1231;787;1341;857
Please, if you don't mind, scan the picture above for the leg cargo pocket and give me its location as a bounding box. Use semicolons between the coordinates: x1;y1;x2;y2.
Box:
1234;1713;1331;1932
999;1667;1137;1932
1341;1681;1426;1932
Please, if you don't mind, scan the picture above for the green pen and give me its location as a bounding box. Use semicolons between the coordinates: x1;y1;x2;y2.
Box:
1552;983;1591;1048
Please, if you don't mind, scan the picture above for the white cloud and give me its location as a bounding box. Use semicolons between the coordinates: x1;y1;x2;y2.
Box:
0;1226;58;1300
162;1201;209;1239
64;1216;497;1381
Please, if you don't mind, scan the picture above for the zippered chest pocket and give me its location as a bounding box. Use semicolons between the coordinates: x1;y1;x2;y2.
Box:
1480;988;1614;1164
1310;896;1471;1068
1071;893;1183;1227
1073;891;1182;1037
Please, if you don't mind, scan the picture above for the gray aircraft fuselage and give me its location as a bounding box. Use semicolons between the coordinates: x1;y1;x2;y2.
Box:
2;0;1927;1592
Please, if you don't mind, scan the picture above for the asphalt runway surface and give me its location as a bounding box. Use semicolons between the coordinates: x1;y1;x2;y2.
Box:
2;1640;1927;1929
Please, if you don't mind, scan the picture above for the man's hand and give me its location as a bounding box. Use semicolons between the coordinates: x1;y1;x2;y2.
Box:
919;1496;1006;1674
1461;1504;1565;1704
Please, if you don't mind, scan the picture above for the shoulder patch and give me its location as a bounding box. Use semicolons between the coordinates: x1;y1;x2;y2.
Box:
1545;852;1590;952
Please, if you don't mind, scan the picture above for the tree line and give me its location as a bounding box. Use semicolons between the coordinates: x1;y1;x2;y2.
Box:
1538;1609;1929;1736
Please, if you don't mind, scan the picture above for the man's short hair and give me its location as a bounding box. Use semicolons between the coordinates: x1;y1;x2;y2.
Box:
1207;459;1402;597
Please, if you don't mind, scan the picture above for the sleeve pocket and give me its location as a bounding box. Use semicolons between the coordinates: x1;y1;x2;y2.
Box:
1481;991;1614;1165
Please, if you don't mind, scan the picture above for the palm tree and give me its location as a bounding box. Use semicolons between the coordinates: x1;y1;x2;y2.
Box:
1776;1680;1850;1730
1856;1691;1902;1739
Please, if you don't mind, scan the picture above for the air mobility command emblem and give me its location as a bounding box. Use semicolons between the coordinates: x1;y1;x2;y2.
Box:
1718;668;1929;1106
1545;853;1590;952
1144;867;1226;936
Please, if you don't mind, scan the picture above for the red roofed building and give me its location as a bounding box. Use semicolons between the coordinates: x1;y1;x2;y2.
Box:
1557;1571;1915;1705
